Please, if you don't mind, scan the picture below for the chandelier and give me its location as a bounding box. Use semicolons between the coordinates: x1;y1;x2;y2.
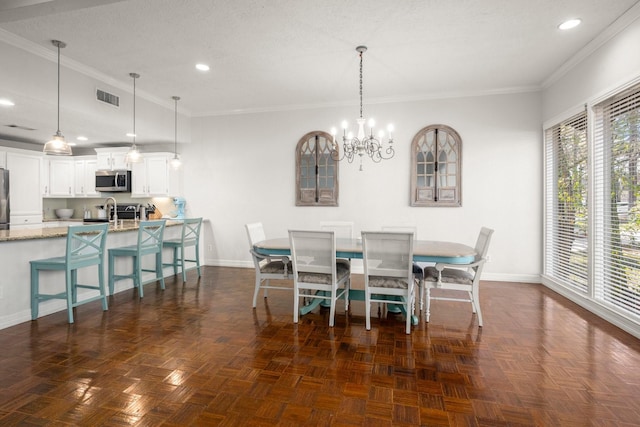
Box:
330;46;394;171
43;40;72;156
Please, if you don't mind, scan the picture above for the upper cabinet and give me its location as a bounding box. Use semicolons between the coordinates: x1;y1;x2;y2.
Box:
74;157;99;197
95;147;130;171
6;150;42;225
131;153;181;198
43;158;74;197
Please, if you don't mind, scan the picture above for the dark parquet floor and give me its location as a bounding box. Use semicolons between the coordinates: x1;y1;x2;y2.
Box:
1;266;640;426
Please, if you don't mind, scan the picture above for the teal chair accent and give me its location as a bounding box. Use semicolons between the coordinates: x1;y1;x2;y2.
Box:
30;223;109;324
108;220;166;298
162;217;203;282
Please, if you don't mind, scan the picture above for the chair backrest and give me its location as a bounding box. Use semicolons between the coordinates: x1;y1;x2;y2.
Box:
289;230;336;277
137;220;166;253
66;223;109;267
182;217;203;244
381;225;417;237
362;231;414;279
475;227;494;261
319;221;354;240
246;222;267;247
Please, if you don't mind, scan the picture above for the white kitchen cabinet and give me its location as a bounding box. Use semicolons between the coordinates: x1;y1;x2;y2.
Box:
74;157;99;197
6;151;42;224
44;159;74;197
131;153;181;198
95;147;130;170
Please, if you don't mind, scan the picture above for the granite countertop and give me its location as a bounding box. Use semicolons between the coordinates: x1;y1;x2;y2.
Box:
0;220;182;243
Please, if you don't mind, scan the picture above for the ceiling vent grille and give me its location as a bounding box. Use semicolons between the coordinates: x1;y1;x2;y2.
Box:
96;89;119;107
5;124;36;131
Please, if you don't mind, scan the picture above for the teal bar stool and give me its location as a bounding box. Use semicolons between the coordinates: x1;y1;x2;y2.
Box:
162;217;203;282
108;220;166;298
30;223;109;324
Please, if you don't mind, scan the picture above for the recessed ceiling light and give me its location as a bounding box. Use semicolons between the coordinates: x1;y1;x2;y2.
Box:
559;18;581;30
126;132;136;137
196;63;210;71
67;142;77;146
0;98;15;106
77;136;88;141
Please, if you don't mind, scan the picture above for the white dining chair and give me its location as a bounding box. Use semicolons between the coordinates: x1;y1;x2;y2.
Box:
245;222;293;307
423;227;494;327
289;230;350;327
381;225;429;317
319;221;354;240
362;231;416;334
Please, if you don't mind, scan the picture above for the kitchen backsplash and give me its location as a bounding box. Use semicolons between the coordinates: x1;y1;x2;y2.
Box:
43;196;179;220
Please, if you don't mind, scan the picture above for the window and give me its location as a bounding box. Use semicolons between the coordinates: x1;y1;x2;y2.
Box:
594;86;640;316
544;110;588;294
410;124;462;207
295;131;339;206
544;82;640;324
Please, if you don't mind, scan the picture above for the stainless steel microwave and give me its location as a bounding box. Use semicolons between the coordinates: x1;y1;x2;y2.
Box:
95;170;131;192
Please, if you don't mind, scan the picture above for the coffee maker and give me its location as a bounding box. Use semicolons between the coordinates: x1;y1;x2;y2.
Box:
173;197;186;219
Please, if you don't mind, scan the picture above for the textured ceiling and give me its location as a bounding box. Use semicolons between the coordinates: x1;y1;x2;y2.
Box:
0;0;638;146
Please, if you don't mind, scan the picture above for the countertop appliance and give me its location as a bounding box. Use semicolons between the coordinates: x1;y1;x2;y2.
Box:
0;169;9;230
95;169;131;192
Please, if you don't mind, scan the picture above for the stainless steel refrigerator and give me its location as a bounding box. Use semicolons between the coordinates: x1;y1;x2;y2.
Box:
0;168;9;230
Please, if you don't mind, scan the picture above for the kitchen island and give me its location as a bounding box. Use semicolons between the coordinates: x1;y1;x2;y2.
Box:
0;220;184;329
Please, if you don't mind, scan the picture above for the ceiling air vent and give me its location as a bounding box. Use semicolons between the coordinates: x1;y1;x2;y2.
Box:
96;88;119;107
5;124;36;131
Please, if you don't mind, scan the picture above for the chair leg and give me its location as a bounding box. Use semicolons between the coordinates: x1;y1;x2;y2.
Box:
195;243;201;277
65;269;74;324
108;252;115;295
293;285;300;323
30;264;39;320
99;261;108;311
365;289;371;331
172;247;178;276
71;269;78;304
157;252;166;290
134;255;143;298
180;246;187;282
252;275;261;308
425;286;431;323
472;289;483;327
328;290;336;327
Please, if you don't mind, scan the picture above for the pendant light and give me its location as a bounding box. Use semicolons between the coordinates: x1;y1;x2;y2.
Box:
125;72;142;164
43;40;72;156
170;96;182;169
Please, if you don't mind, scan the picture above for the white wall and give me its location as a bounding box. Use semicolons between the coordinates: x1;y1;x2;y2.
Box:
182;92;542;282
542;7;640;121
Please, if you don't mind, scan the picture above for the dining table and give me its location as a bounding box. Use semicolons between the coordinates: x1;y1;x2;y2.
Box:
253;237;477;264
253;237;477;322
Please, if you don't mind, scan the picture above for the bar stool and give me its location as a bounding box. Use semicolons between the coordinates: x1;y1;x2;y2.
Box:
108;220;166;298
30;223;109;324
162;217;203;282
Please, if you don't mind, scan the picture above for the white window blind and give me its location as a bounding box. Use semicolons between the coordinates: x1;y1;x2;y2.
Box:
594;85;640;317
544;110;589;293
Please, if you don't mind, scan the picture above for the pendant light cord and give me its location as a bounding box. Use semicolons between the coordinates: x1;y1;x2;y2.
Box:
132;75;136;144
56;43;61;133
359;49;363;120
174;97;178;153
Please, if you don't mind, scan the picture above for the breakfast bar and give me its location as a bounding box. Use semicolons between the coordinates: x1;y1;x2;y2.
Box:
0;220;182;329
